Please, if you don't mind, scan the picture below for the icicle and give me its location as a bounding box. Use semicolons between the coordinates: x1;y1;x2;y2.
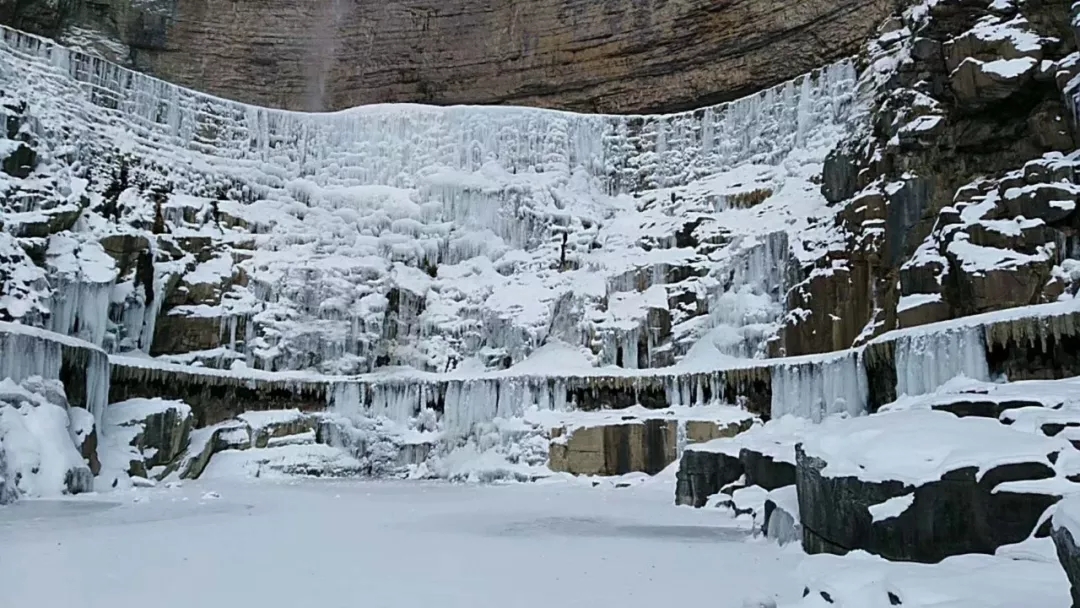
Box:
770;350;868;422
894;326;990;397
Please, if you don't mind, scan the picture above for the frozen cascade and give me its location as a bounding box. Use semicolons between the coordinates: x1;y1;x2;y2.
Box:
47;278;114;347
770;350;868;421
894;325;991;397
0;327;63;385
0;322;110;431
704;232;791;358
0;24;860;374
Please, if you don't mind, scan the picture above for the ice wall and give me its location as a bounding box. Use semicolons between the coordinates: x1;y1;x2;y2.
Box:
0;322;110;430
895;326;991;397
0;24;855;195
770;350;868;421
0;23;859;375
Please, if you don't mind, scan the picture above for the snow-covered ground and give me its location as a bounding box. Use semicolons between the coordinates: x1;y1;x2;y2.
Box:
0;477;798;608
0;476;1068;608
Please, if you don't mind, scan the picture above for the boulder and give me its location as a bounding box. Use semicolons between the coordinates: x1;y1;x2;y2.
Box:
950;56;1038;108
67;406;100;476
684;418;754;443
104;398;193;477
675;447;744;507
0;377;94;499
549;419;676;476
237;409;316;449
1052;497;1080;607
797;410;1066;562
763;485;801;545
180;421;253;480
675;416;807;507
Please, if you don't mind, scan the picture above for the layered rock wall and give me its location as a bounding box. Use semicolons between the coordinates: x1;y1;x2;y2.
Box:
11;0;901;113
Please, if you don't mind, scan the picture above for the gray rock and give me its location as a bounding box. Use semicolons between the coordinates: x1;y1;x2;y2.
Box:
797;444;1061;562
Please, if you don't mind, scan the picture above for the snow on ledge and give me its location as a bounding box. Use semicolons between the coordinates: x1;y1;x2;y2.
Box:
801;409;1066;485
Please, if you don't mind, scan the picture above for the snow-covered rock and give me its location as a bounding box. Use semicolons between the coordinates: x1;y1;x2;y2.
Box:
797;409;1070;562
0;375;92;502
101;397;192;480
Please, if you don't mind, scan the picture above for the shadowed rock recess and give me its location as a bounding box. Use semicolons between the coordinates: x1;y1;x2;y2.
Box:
3;0;900;113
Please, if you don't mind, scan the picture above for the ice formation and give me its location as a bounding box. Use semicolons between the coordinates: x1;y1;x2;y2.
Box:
894;326;991;397
770;350;868;421
0;321;109;429
0;23;858;378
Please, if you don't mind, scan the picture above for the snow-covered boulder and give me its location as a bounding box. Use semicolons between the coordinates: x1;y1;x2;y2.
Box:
0;376;93;502
1052;496;1080;607
763;485;801;546
103;398;193;478
237;409;316;448
676;416;808;507
797;409;1068;562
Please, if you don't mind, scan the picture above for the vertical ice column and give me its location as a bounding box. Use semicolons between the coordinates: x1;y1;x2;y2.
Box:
894;325;990;397
328;380;365;423
0;325;63;384
770;350;868;422
443;379;500;438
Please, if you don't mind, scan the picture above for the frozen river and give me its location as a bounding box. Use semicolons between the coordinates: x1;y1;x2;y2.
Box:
0;478;804;608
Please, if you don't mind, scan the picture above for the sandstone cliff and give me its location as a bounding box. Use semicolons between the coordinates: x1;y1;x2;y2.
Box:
9;0;899;113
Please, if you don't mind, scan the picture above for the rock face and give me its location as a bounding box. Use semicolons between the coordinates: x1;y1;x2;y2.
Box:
549;420;676;476
1053;498;1080;607
17;0;901;114
797;410;1067;562
675;417;806;507
778;0;1080;357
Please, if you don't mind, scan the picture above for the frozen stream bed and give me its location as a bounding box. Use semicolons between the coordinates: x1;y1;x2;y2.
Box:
0;478;803;608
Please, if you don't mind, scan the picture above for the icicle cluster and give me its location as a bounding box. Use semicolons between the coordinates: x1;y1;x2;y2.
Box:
895;326;990;397
770;350;868;421
0;322;109;429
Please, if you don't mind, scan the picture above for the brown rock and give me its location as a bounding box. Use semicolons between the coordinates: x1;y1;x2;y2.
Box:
897;294;951;328
151;312;223;355
82;0;898;114
549;419;676;476
684;418;753;444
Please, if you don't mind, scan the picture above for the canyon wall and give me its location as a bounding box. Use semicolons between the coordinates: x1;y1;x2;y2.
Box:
11;0;899;113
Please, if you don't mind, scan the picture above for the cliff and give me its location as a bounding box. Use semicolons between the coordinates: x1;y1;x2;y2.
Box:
6;0;899;113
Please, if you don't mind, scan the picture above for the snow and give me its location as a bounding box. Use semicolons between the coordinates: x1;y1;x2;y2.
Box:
785;549;1069;608
0;480;807;608
1054;495;1080;545
236;408;305;431
883;375;1080;414
0;376;91;501
869;493;915;522
104;397;191;427
688;415;814;464
982;57;1039;79
801;409;1066;484
896;292;941;313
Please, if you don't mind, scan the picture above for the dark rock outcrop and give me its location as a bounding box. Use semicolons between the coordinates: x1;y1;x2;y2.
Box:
797;444;1064;562
779;0;1080;356
1053;502;1080;608
675;448;744;507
